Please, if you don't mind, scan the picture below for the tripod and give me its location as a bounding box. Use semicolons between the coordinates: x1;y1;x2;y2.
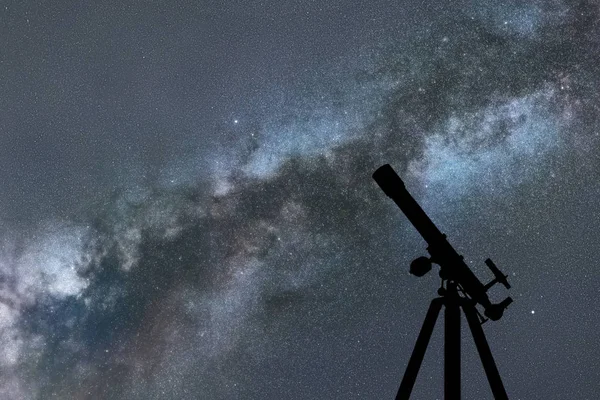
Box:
396;281;509;400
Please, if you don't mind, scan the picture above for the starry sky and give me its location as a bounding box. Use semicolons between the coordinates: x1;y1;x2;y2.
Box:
1;1;599;399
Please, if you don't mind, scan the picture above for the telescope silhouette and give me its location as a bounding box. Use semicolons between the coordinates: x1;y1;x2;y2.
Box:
372;164;514;399
373;164;512;321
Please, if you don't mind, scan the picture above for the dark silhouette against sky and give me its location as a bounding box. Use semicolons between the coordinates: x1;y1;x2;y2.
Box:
1;1;599;399
374;164;512;399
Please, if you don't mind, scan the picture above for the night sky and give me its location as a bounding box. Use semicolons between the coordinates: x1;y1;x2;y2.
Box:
1;1;599;399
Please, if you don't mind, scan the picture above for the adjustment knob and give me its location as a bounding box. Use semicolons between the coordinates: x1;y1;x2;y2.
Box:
410;256;432;277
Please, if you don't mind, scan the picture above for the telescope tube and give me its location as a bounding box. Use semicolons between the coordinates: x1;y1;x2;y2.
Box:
373;164;500;317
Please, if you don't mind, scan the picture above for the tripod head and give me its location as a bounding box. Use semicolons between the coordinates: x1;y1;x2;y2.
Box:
373;164;513;321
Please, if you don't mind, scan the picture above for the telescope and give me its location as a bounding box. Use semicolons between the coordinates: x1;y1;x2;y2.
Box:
372;164;512;321
372;164;514;399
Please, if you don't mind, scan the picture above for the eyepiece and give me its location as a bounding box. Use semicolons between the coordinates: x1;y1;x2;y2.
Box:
484;297;513;321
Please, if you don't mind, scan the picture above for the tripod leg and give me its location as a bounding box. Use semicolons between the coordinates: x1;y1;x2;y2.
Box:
396;298;444;400
462;302;509;400
445;290;461;399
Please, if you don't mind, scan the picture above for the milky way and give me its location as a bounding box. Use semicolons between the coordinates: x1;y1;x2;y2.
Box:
1;1;599;399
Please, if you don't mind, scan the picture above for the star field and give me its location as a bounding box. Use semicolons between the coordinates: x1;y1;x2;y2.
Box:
1;1;599;399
